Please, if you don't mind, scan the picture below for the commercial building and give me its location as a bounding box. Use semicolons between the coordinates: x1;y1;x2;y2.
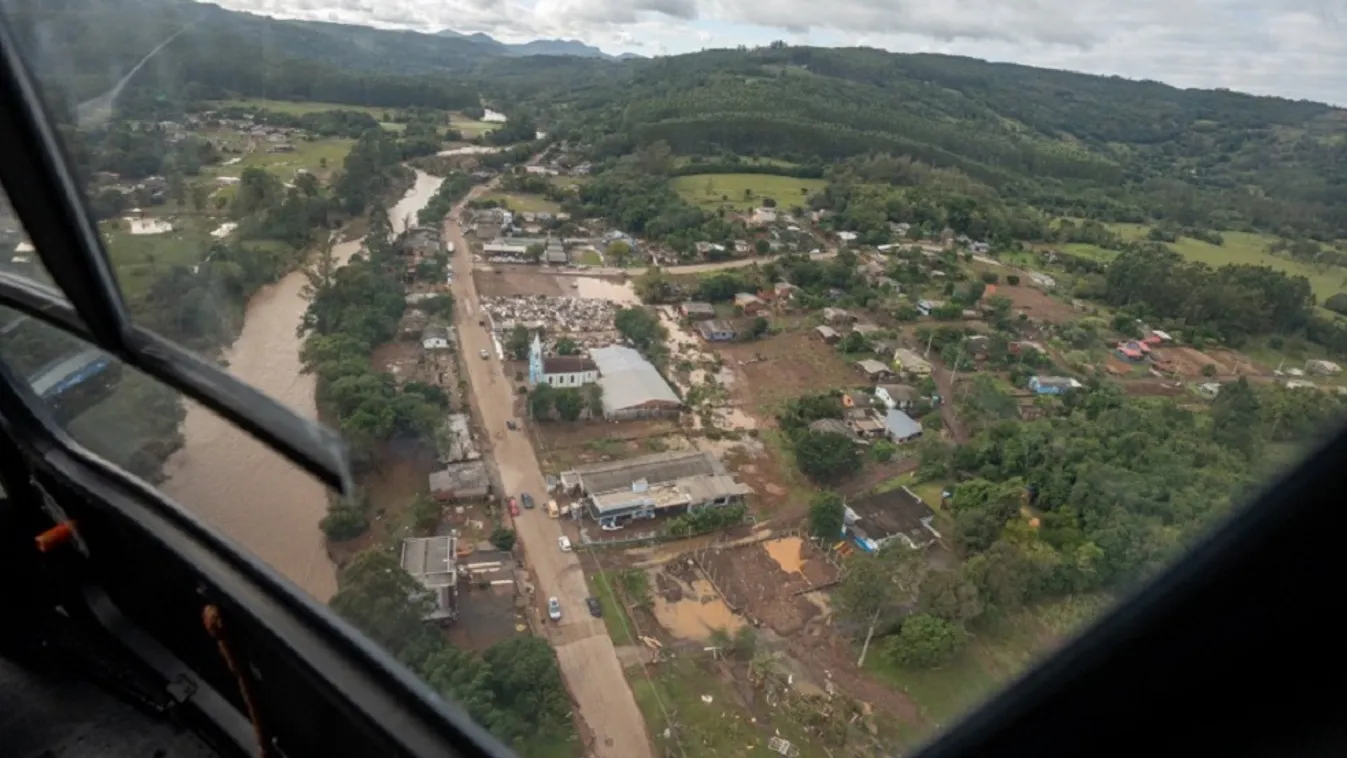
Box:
560;451;752;527
589;345;681;420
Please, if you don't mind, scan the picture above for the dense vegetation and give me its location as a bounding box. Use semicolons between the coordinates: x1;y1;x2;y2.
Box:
331;549;573;752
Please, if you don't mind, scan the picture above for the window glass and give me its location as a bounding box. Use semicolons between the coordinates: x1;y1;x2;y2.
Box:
3;5;1347;758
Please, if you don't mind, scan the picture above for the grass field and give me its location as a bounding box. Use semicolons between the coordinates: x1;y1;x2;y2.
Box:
866;594;1111;734
574;249;604;267
670;173;827;211
588;571;636;646
101;219;212;298
482;192;562;213
629;658;838;758
205;138;354;181
450;113;500;137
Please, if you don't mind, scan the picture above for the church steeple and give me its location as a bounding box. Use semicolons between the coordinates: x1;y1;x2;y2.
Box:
528;331;544;387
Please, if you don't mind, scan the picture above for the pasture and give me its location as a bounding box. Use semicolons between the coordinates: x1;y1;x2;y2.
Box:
670;173;826;211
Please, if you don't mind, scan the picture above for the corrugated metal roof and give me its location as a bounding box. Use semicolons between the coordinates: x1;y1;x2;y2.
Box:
590;345;680;413
885;409;922;440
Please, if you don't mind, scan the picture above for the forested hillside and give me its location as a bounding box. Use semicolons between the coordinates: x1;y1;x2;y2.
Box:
535;47;1347;238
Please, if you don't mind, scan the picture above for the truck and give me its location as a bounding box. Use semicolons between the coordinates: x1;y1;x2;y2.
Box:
546;500;559;519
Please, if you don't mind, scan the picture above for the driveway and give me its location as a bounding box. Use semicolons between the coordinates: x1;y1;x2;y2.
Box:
444;184;654;758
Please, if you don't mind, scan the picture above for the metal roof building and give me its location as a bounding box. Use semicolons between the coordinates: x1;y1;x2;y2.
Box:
589;345;681;419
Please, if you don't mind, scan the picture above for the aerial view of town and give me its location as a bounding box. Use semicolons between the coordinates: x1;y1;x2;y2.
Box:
1;0;1345;756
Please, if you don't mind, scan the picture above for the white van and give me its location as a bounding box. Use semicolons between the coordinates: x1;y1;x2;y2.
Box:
557;536;572;552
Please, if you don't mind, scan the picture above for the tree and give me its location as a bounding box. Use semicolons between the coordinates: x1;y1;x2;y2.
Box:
525;243;544;264
749;316;770;339
754;238;771;255
980;271;999;284
585;383;604;418
838;331;870;354
835;546;927;664
1326;292;1347;316
1201;363;1218;377
554;388;585;421
1211;377;1262;455
507;325;532;361
606;240;633;267
885;613;968;668
793;430;861;483
918;569;984;623
330;548;433;654
614;306;668;363
1006;274;1021;286
554;337;579;355
529;383;555;419
808;492;845;541
490;527;517;551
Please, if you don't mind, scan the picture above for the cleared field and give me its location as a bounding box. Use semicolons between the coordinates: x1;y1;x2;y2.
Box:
101;221;212;298
481;192;562;213
210;98;434;121
450;113;500;137
670;173;826;211
205;138;354;181
716;330;861;413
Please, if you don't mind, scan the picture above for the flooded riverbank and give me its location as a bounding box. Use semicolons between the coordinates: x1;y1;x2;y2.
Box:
162;169;439;601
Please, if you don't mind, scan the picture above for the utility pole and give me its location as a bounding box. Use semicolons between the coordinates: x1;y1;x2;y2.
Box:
856;605;883;668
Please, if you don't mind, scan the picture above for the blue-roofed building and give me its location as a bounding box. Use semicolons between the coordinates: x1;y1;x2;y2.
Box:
884;409;923;443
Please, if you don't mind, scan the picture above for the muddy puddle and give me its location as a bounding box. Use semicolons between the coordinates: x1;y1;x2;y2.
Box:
652;576;746;641
764;536;805;575
574;277;639;304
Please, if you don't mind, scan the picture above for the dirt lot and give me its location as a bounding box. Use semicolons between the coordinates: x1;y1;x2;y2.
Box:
533;419;689;472
473;266;567;298
716;330;862;416
997;283;1080;324
699;536;841;637
1152;345;1264;379
1121;378;1187;397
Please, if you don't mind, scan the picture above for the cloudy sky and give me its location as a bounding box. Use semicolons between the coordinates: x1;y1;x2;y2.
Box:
212;0;1346;104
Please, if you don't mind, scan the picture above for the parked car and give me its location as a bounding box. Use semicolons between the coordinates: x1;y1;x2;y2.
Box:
506;420;517;431
557;536;572;552
479;349;488;359
586;597;602;618
509;497;520;517
521;493;535;509
547;597;561;621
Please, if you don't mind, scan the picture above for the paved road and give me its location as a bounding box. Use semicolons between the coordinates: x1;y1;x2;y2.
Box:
444;185;654;758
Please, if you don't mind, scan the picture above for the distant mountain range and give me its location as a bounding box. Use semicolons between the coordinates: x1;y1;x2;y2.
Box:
434;29;638;60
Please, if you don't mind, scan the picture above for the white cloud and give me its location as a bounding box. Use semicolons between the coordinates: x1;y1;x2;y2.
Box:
204;0;1347;104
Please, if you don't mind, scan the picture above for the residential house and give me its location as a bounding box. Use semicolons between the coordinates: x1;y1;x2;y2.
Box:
697;320;737;342
893;348;932;377
680;302;717;320
875;384;919;410
1116;341;1150;362
429;461;491;501
849;412;888;438
422;326;452;351
822;307;854;324
844;487;939;551
856;359;892;381
1028;376;1082;395
837;231;859;245
809;418;859;440
773;281;797;302
400;535;459;621
1307;360;1342;376
751;207;779;225
543;238;568;265
884;410;923;443
815;325;841;344
917;299;945;316
734;293;764;314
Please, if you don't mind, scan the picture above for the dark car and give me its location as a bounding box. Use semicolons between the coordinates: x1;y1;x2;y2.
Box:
521;492;535;509
586;597;602;617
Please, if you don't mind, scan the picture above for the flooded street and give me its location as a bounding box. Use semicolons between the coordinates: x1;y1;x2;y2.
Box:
162;170;439;601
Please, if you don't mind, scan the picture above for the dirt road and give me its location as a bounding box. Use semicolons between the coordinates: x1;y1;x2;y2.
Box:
445;184;654;758
552;249;837;279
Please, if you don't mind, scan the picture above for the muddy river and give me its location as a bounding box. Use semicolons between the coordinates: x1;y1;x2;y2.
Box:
161;169;440;601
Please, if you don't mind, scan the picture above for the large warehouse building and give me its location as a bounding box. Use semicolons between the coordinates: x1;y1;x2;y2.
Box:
588;345;682;420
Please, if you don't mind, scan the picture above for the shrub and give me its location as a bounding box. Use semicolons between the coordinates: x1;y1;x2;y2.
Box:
1006;274;1021;285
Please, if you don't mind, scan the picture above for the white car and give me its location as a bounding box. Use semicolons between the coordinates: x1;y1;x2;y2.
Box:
547;597;561;621
479;349;488;359
557;536;572;552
